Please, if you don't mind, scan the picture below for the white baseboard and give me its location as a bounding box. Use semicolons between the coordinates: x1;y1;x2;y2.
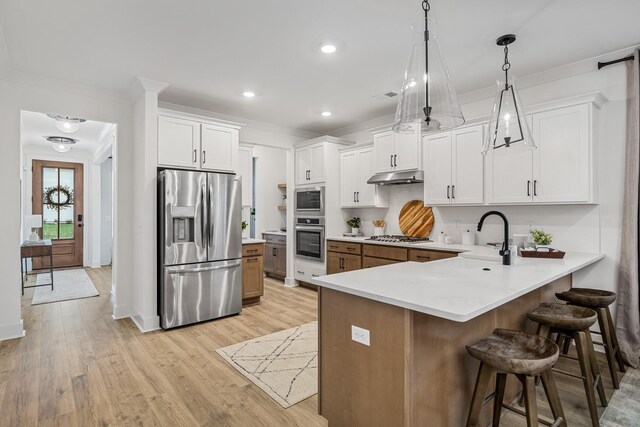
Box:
112;304;133;320
284;276;298;288
0;320;25;341
131;313;160;333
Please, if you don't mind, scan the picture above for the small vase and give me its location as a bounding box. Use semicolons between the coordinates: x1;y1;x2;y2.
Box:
374;226;385;236
351;227;359;235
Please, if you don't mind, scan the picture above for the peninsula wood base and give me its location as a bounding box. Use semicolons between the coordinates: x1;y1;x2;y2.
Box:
318;275;571;427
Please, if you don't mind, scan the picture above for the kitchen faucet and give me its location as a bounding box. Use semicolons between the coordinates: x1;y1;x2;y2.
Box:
477;210;511;265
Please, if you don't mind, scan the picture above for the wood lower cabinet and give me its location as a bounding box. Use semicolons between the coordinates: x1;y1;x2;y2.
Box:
242;243;264;305
263;233;286;279
408;249;457;263
327;252;362;275
362;243;408;269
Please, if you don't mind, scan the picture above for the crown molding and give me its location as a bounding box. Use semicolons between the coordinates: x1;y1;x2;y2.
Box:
128;76;169;103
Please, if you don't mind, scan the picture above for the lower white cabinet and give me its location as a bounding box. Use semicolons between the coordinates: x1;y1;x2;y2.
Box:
423;125;484;206
340;146;389;208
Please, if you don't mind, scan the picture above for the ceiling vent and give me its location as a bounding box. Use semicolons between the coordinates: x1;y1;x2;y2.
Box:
373;91;399;101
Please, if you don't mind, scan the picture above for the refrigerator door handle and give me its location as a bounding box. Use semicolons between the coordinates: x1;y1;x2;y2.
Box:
201;184;207;245
168;261;242;275
208;182;215;249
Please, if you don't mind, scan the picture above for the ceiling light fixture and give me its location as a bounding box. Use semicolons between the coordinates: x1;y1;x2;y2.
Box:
45;136;77;153
243;91;256;98
46;113;86;134
321;111;332;117
320;44;337;54
482;34;535;154
392;0;464;135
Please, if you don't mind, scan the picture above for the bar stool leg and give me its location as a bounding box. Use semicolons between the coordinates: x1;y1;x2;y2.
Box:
596;307;621;389
492;373;507;427
467;362;494;427
574;331;600;427
605;306;626;373
584;330;607;407
540;369;567;427
518;375;539;427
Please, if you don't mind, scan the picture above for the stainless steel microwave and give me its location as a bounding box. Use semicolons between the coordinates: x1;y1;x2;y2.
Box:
294;186;325;216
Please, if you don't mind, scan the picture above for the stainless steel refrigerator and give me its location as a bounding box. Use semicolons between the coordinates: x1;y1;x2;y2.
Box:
158;169;242;329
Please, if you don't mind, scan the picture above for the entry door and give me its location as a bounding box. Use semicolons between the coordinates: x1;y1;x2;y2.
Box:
32;160;84;268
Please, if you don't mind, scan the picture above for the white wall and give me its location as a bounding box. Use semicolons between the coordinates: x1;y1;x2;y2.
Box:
0;72;134;341
100;157;113;265
336;56;629;305
253;145;287;235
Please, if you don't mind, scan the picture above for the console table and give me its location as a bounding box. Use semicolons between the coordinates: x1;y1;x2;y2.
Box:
20;240;54;295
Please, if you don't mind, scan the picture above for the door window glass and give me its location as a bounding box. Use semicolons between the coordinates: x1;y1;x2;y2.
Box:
42;167;75;240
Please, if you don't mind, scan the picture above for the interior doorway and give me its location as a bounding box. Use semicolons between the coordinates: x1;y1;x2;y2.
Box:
31;159;84;269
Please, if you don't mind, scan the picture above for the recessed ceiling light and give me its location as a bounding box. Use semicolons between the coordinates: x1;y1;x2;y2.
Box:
321;111;332;117
243;91;255;98
320;44;337;54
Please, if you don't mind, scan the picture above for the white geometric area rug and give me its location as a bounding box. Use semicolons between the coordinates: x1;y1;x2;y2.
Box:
216;321;318;408
32;268;99;305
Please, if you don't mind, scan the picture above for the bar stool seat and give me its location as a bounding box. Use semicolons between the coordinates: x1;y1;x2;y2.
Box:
556;289;616;308
556;288;626;389
466;329;565;427
528;303;597;331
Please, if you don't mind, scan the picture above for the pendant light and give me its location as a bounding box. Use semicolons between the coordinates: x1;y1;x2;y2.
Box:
482;35;535;154
46;136;77;153
47;113;86;134
392;0;464;135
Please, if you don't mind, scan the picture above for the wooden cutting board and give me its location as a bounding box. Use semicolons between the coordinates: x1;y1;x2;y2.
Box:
399;200;434;237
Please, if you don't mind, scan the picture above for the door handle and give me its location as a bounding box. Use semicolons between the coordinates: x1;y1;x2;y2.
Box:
451;185;455;199
447;185;450;199
202;150;206;164
394;154;397;167
527;180;531;197
193;149;197;163
533;180;538;196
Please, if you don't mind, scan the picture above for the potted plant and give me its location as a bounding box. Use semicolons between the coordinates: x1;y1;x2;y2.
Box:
347;217;361;235
530;228;552;248
242;220;248;239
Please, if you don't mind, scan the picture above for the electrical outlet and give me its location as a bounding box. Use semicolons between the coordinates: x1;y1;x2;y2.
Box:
351;325;370;346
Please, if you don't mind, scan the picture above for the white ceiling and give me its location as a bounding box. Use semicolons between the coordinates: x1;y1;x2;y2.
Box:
2;0;639;134
21;110;113;155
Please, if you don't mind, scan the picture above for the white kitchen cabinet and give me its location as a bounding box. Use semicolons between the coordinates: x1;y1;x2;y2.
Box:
295;142;326;185
372;127;421;173
201;123;238;172
424;125;484;206
485;103;592;204
157;111;241;173
158;115;200;168
238;146;253;206
340;146;388;208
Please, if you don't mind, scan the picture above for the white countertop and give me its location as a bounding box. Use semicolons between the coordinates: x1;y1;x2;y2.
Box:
242;238;266;244
311;252;604;322
262;230;287;236
326;235;504;262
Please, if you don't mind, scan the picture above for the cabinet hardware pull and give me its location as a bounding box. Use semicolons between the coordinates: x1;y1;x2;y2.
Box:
247;258;259;262
417;256;431;260
202;150;206;164
272;248;276;256
347;247;356;251
390;155;393;167
353;192;356;203
193;149;197;163
451;185;455;199
329;245;338;249
534;180;538;196
297;270;304;274
356;191;359;203
247;249;258;253
527;180;531;197
394;154;397;167
447;185;450;199
339;258;344;269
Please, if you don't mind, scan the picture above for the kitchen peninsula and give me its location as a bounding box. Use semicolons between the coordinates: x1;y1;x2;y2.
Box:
312;251;603;426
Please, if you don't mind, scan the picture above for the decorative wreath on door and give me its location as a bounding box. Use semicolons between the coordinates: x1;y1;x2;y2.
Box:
43;185;74;210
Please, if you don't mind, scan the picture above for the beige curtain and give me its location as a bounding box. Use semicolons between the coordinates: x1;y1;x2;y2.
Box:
616;49;640;368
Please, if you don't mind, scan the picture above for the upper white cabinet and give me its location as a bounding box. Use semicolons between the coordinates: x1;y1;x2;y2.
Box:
295;142;326;185
157;111;241;173
424;125;484;206
372;127;420;173
238;146;253;206
485;102;594;204
158;115;201;168
340;146;389;208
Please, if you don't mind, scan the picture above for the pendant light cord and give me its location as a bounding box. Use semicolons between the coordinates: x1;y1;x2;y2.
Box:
422;0;431;125
502;44;511;90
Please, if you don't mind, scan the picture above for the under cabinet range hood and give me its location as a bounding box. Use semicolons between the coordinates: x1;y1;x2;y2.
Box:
367;170;424;186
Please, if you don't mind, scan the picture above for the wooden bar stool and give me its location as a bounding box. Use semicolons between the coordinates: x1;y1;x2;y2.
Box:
466;328;566;427
556;289;626;389
528;303;607;427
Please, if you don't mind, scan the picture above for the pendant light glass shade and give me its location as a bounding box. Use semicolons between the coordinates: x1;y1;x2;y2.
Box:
482;77;535;154
393;22;464;135
46;113;85;134
52;143;72;153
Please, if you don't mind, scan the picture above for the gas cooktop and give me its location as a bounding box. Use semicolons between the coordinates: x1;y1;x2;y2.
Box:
366;235;432;243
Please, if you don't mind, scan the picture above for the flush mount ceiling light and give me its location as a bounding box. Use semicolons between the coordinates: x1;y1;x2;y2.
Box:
45;136;77;153
321;111;332;117
320;44;337;54
243;91;256;98
482;34;535;154
392;0;464;135
46;113;86;134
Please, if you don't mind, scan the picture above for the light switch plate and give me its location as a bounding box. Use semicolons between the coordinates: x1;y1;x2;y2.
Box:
351;325;370;346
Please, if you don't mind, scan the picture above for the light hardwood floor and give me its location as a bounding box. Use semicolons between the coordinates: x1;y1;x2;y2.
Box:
0;267;623;426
